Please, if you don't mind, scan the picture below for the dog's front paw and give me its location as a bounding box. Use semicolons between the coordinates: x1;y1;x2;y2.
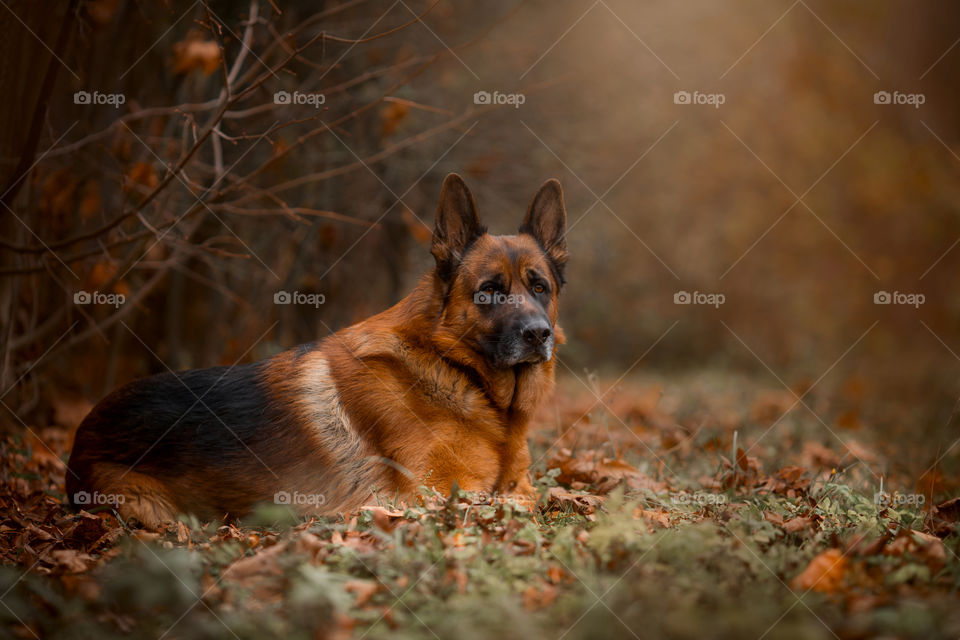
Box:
499;475;538;511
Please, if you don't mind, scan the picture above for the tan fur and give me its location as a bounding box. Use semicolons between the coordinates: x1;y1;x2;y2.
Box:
86;464;178;527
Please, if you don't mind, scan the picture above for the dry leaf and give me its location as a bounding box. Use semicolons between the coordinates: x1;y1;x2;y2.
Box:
523;583;558;611
927;496;960;537
380;101;409;137
345;579;379;606
791;549;847;593
49;549;96;573
126;162;158;192
176;521;190;544
885;530;947;571
634;508;671;528
546;448;666;493
782;516;813;533
172;33;221;75
362;506;404;532
547;487;604;515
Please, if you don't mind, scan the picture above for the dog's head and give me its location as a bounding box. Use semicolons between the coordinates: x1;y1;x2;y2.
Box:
431;173;567;369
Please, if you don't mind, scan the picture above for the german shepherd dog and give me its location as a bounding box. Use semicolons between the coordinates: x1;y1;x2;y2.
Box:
66;174;567;526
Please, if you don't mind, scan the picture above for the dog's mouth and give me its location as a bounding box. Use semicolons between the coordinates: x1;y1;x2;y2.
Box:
486;336;554;369
518;348;552;365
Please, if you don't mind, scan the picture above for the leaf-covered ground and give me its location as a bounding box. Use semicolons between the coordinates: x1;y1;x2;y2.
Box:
2;371;959;639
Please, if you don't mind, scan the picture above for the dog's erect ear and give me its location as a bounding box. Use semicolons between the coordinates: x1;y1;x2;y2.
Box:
432;173;485;281
520;178;568;283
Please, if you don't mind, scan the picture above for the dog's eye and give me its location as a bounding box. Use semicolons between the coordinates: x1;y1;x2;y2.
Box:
533;283;545;294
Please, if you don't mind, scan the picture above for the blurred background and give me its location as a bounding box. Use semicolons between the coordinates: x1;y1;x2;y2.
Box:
1;0;959;491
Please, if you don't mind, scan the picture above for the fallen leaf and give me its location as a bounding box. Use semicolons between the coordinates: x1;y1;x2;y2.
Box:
49;549;96;573
763;511;785;526
546;449;666;493
926;496;960;537
345;579;379;606
791;549;848;594
634;508;671;528
523;582;558;611
885;530;947;571
546;487;604;515
761;466;809;495
782;516;813;534
176;521;190;544
362;506;404;532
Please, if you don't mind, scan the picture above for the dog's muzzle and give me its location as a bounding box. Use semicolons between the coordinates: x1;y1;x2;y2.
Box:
491;318;554;367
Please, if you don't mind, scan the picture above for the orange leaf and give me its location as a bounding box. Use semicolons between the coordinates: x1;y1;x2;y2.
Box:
172;33;221;76
126;162;158;191
380;101;409;137
79;180;102;220
634;508;671;528
523;583;558;611
791;549;847;593
547;565;566;584
362;505;404;532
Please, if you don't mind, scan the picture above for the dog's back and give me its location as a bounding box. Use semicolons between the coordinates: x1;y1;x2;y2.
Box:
67;349;389;523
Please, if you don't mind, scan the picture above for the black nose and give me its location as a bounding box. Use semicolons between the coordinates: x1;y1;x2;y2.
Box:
522;323;552;346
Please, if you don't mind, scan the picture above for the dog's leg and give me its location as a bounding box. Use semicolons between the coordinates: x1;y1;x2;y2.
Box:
496;438;538;508
80;463;179;528
424;445;496;497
